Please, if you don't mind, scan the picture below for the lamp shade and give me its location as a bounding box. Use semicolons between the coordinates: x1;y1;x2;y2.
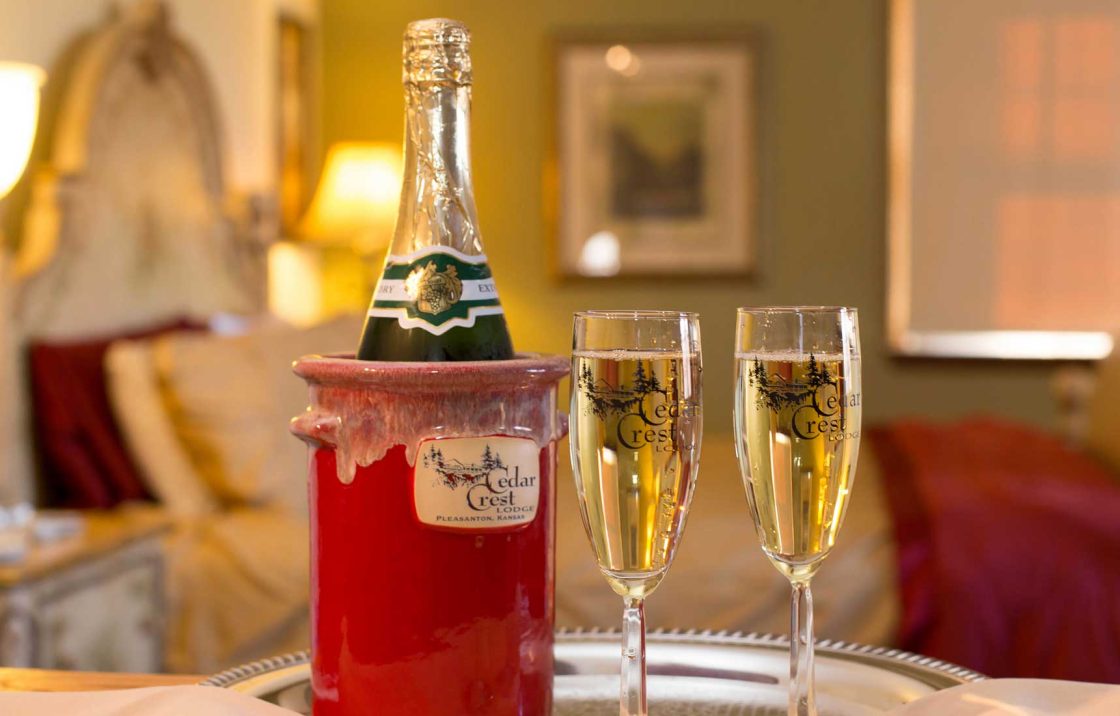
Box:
299;142;403;253
0;62;45;199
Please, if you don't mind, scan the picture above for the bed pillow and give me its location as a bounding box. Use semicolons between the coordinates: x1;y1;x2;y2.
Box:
869;418;1120;681
28;319;201;508
104;339;220;517
151;315;362;516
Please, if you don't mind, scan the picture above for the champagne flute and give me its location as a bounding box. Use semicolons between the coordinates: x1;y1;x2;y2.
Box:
733;307;861;716
569;311;703;716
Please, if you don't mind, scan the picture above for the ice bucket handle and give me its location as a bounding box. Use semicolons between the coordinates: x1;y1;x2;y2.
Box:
291;409;341;449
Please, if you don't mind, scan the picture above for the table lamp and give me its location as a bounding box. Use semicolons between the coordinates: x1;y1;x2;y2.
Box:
0;62;45;202
299;142;402;253
0;61;43;534
268;142;403;325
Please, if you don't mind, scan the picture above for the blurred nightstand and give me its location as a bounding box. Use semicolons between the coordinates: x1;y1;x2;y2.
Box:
0;509;171;672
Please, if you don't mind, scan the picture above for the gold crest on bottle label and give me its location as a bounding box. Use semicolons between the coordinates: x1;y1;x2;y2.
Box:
369;246;503;336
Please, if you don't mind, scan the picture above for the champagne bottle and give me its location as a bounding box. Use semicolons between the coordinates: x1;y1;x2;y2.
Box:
356;18;514;361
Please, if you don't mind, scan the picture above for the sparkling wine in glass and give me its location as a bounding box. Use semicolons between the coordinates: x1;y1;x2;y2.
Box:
570;311;703;716
733;307;862;716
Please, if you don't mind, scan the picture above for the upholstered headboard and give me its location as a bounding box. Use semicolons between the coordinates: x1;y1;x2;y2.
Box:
0;2;266;502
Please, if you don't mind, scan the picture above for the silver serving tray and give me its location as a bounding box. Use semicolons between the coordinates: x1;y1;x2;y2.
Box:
202;630;984;715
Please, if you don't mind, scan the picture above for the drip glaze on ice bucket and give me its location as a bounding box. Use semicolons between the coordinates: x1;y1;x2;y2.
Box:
291;353;568;716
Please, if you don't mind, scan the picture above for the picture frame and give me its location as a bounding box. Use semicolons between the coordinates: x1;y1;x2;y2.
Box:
551;32;758;279
277;14;318;234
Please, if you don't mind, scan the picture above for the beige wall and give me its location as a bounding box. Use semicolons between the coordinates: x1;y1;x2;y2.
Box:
321;0;1059;433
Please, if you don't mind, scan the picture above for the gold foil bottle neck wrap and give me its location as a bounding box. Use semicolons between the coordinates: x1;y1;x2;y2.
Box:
403;18;471;86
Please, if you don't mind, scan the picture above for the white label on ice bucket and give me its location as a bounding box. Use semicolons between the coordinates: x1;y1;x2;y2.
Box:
413;436;540;530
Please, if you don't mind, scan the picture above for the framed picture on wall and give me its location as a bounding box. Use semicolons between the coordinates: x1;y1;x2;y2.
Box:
277;14;318;234
552;32;758;279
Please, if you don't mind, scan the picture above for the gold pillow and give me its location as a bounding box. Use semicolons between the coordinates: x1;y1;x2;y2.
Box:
105;338;220;517
152;316;362;514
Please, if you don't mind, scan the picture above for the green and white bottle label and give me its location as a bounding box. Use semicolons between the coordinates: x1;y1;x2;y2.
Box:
368;246;503;335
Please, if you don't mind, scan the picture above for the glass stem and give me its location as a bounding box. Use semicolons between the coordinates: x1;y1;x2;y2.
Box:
621;596;648;716
789;579;816;716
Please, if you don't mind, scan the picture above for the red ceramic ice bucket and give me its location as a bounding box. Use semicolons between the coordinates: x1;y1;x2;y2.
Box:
291;353;568;716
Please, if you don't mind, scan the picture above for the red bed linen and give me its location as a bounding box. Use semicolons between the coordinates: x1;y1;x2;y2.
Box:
870;417;1120;683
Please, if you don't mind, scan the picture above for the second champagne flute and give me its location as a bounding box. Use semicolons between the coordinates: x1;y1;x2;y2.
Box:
569;310;703;716
734;306;862;716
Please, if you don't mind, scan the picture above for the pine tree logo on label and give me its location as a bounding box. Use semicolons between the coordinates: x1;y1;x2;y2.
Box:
406;261;463;314
414;436;540;530
423;443;507;490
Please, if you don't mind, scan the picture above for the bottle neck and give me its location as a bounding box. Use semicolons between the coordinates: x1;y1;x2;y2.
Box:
393;82;482;256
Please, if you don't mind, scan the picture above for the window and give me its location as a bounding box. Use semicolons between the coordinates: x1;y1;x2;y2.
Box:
889;0;1120;359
